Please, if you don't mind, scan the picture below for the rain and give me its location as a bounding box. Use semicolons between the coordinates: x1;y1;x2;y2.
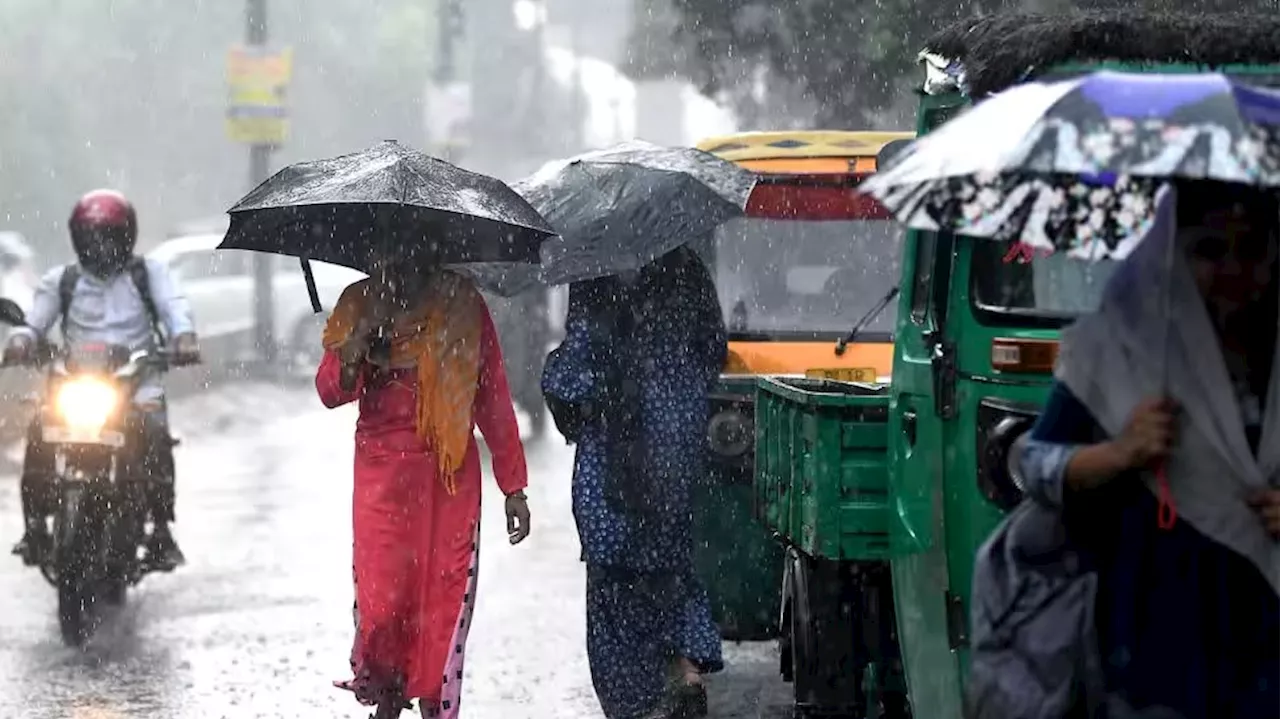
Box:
3;1;1280;719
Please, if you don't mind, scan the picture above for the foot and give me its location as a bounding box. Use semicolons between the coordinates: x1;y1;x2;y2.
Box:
670;658;708;718
147;527;186;571
672;683;708;718
371;695;412;719
11;526;49;566
673;657;705;688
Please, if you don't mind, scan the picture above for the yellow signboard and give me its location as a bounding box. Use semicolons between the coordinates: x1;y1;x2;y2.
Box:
805;367;879;383
225;45;293;145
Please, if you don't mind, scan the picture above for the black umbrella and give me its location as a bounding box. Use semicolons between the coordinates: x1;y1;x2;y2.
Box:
521;141;758;286
220;140;556;310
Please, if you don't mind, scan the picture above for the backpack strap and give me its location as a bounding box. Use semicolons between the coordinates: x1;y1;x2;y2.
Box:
58;259;165;344
127;257;166;345
57;264;80;341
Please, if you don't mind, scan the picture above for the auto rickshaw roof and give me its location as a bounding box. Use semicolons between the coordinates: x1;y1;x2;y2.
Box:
922;10;1280;98
696;131;914;174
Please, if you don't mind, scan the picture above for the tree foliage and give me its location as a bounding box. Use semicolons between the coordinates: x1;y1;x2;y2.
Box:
634;0;1276;130
0;0;437;265
629;0;1001;129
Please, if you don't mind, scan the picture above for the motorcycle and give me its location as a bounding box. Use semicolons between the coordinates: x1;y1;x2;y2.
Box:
0;298;192;645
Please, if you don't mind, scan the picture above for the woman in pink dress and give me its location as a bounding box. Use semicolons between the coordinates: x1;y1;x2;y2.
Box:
317;269;532;718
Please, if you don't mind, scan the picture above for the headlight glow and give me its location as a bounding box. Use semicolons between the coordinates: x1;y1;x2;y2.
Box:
55;378;118;430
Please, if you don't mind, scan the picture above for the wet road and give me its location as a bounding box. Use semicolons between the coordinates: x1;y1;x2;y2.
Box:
0;384;791;718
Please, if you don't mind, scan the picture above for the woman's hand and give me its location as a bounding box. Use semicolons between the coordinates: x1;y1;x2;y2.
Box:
1064;397;1177;492
505;490;531;545
338;328;371;367
1111;397;1178;470
1248;490;1280;539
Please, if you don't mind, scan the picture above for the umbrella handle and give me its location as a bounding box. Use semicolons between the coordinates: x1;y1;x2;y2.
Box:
300;258;322;313
1155;460;1177;531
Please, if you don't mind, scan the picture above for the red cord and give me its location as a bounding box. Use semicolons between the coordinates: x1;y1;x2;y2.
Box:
1155;461;1177;530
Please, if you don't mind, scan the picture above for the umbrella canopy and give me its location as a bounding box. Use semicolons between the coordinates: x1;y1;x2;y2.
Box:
861;71;1280;259
523;141;757;286
220;140;556;273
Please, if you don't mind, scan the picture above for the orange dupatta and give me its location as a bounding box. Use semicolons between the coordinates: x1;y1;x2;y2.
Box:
322;272;484;494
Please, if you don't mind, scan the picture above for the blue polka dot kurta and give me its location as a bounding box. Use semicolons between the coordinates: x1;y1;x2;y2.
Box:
542;253;727;718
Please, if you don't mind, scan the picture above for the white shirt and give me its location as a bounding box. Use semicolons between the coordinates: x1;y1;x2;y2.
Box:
12;259;195;403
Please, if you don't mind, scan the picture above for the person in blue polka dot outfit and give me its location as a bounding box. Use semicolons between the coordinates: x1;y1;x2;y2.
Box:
542;246;727;719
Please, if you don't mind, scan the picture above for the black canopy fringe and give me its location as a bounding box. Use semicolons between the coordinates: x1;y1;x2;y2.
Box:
924;10;1280;97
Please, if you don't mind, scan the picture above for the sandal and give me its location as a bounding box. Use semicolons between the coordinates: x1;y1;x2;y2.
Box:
670;680;708;718
666;665;708;719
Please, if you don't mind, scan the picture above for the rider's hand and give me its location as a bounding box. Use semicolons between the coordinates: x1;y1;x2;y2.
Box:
3;334;32;365
172;332;201;365
505;490;531;545
1110;397;1177;470
1248;490;1280;539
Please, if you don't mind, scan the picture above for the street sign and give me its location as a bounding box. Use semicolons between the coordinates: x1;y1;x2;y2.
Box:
225;45;293;145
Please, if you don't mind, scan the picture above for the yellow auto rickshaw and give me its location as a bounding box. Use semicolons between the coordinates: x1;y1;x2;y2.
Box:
689;129;914;641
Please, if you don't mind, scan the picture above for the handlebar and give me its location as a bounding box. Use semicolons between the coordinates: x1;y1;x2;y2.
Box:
0;346;201;372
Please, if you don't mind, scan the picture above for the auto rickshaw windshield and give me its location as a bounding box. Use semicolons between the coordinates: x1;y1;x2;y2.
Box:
702;216;902;339
970;238;1118;325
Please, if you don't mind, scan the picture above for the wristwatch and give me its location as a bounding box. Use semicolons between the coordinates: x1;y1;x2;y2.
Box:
506;489;527;500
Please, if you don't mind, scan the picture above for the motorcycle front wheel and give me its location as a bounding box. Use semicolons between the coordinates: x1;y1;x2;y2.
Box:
57;579;90;646
54;483;95;647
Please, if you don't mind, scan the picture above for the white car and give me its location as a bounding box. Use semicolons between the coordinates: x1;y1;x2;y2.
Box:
146;233;362;374
0;231;38;317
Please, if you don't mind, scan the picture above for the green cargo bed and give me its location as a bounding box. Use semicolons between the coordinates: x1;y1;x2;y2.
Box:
754;377;892;561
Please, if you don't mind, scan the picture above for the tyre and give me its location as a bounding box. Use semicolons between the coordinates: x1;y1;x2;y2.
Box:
58;579;91;646
101;576;128;606
54;484;96;647
779;560;794;682
789;551;865;718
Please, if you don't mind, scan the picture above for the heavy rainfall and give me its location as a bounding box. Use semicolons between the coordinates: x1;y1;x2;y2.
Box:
2;2;1280;719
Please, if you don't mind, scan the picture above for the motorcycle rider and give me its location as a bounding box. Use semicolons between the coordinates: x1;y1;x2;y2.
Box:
7;189;199;571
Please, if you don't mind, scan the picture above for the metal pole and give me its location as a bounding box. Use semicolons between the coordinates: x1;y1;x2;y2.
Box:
435;0;463;164
568;5;585;151
247;0;276;365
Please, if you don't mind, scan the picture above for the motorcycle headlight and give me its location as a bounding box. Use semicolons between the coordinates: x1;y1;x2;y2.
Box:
975;398;1039;510
708;408;753;457
55;377;118;430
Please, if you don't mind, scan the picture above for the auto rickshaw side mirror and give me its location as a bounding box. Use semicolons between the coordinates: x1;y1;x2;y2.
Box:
877;138;914;171
0;298;27;327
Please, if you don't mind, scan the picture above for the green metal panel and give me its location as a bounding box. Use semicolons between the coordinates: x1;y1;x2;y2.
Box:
692;465;785;641
694;374;787;641
754;377;892;561
888;58;1280;717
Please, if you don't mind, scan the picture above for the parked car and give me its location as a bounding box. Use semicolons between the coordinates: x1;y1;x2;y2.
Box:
0;231;38;317
145;233;361;374
484;288;552;438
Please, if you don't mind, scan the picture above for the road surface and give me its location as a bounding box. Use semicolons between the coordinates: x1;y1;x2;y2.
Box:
0;383;791;718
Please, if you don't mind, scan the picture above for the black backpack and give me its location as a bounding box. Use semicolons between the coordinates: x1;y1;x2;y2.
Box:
58;257;165;344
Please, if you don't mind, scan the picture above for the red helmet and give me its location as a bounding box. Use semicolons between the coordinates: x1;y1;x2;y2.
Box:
69;189;138;276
